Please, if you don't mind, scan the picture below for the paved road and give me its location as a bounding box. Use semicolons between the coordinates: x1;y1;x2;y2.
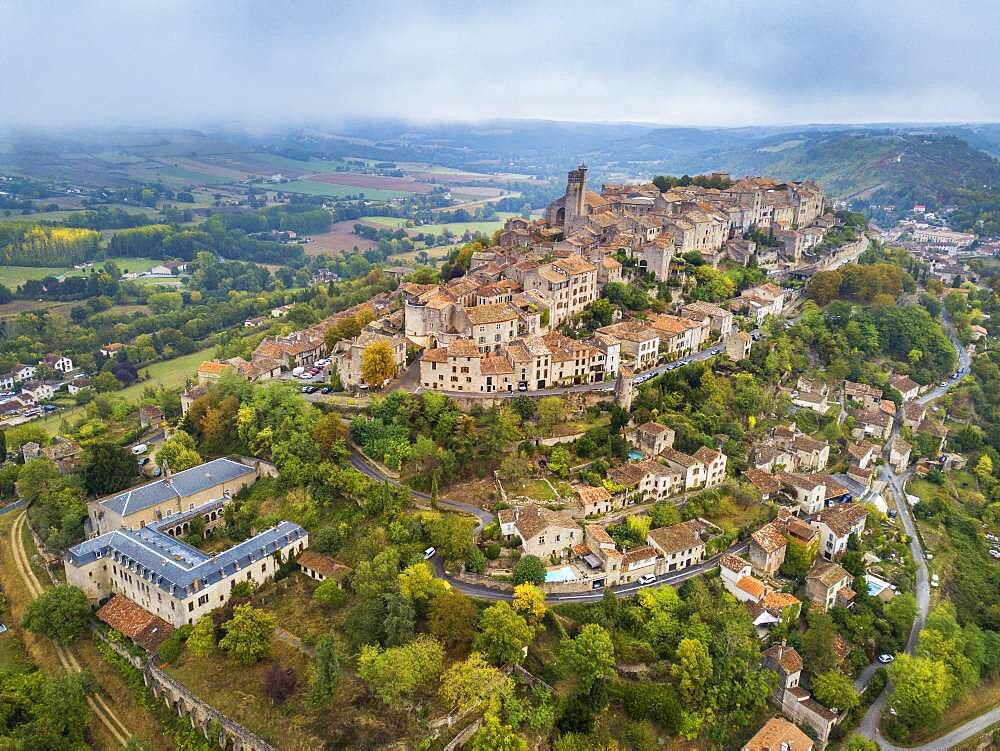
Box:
858;310;976;747
0;500;25;516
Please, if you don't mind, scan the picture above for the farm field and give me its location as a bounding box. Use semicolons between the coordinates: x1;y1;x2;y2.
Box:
253;179;403;200
305;220;379;256
309;172;437;194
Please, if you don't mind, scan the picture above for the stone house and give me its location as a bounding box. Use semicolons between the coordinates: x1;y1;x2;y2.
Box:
890;374;920;401
682;301;735;338
725;331;753;361
890;438;912;472
810;503;868;560
646;521;705;573
778;472;828;515
806;560;855;612
694;446;727;487
570;484;614;517
297;550;350;586
900;401;927;430
498;504;579;561
741;717;814;751
631;421;675;457
763;644;838;744
843;380;883;409
749;523;788;577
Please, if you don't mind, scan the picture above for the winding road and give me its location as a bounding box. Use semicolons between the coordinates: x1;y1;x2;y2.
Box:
856;310;991;749
9;511;132;748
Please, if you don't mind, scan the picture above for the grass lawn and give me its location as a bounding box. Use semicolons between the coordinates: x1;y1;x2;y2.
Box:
252;574;343;643
509;478;561;501
35;345;215;435
168;640;324;750
0;256;164;289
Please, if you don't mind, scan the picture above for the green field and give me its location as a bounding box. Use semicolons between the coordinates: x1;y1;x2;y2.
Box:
0;257;165;288
35;345;216;434
364;212;519;238
255;180;405;201
248;153;367;173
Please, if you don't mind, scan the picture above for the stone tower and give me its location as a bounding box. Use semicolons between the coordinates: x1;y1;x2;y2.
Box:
614;364;635;412
564;164;588;228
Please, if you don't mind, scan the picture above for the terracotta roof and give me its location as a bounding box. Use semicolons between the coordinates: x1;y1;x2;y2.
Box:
742;717;813;751
647;521;701;554
693;446;722;465
847;441;877;461
890;374;920;393
751;522;788;554
480;355;514;375
736;575;766;599
764;643;803;674
813;503;868;536
621;545;657;568
97;594;174;652
586;524;615;546
792;434;827;453
660;446;701;468
298;551;351;580
448;339;482;358
721;553;750;573
744;469;782;494
421;347;450;363
637;421;672;436
807;560;851;588
573;484;611;504
763;591;801;613
466;302;518;325
508;504;576;540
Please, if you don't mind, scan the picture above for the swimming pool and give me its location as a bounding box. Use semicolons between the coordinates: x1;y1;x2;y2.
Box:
865;574;891;596
628;450;644;461
545;566;578;583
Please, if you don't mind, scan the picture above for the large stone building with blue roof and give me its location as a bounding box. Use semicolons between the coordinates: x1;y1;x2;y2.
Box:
88;457;260;535
68;456;308;628
65;505;308;628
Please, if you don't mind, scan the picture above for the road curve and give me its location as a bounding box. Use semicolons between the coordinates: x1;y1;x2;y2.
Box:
9;511;131;748
858;310;984;748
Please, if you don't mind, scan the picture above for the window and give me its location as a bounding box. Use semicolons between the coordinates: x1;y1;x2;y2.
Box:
198;594;209;606
187;602;194;612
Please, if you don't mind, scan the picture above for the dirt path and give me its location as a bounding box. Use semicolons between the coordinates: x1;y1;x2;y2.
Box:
10;511;132;748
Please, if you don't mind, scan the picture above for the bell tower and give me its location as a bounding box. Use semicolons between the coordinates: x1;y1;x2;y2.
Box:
564;164;588;228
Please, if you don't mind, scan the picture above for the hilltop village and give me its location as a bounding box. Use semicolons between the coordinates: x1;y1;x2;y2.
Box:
4;161;996;751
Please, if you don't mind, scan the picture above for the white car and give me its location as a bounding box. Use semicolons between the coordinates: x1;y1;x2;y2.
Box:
637;573;656;585
130;443;148;455
878;654;895;664
423;547;436;560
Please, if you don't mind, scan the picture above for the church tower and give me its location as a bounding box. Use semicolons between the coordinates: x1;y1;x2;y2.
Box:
564;164;588;228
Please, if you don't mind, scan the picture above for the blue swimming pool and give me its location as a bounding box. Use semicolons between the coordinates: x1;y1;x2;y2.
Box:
865;574;890;596
545;566;577;583
628;450;643;461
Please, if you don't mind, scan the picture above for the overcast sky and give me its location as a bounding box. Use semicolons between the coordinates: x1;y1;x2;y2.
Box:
2;0;997;128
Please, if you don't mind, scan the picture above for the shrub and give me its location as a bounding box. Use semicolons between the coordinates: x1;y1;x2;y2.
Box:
263;665;297;705
485;543;501;560
465;546;487;574
21;585;90;644
312;580;348;610
511;555;546;585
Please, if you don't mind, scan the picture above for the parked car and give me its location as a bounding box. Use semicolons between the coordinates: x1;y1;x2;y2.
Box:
320;386;332;394
423;547;436;560
138;456;150;467
130;443;148;455
888;510;898;519
637;573;656;585
878;654;895;664
292;366;305;376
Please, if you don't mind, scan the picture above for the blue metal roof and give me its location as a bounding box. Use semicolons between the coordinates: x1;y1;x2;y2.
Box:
100;458;256;518
67;516;307;599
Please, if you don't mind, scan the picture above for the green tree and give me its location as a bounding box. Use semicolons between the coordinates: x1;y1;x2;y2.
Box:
467;713;527;751
15;457;61;506
21;585;90;644
428;590;478;651
888;653;951;732
511;555;546;585
361;340;397;387
779;537;817;580
186;615;216;657
439;651;514;714
83;441;136;495
976;453;994;484
671;637;713;705
155;430;202;472
309;635;341;706
474;602;534;665
536;396;567;429
811;670;859;711
800;611;839;675
844;736;879;751
884;592;918;641
560;623;616;690
398;562;448;608
357;635;445;707
312;580;348;610
512;583;546;625
219;604;277;664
